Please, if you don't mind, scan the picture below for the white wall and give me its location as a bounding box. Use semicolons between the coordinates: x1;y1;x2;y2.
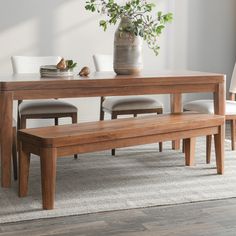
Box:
0;0;235;126
170;0;236;102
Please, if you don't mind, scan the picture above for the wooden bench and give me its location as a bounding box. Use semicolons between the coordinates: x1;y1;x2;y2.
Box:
18;113;225;210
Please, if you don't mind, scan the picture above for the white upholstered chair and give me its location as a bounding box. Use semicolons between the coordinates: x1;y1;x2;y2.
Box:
93;54;164;155
184;63;236;162
11;56;78;158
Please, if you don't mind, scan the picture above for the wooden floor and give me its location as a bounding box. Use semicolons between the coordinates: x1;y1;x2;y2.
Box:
1;198;236;236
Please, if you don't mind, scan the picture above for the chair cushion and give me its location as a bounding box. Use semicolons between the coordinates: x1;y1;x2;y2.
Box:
102;96;163;112
19;100;77;116
184;99;236;115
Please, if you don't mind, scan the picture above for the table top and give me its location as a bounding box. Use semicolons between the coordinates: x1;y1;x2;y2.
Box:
0;70;225;82
0;70;225;92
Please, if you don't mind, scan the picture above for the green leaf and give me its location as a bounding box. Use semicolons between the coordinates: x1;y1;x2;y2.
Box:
99;20;107;31
71;63;77;69
65;60;77;69
67;60;73;67
99;20;106;25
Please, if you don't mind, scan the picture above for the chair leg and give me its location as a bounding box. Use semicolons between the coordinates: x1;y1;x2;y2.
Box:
100;110;105;121
206;135;212;164
17;100;22;130
159;142;163;152
156;112;163;152
100;97;105;121
40;147;57;210
12;127;18;181
182;139;185;153
71;113;78;159
18;116;27;152
111;149;116;156
55;118;59;126
184;138;196;166
230;120;236;150
20;116;27;129
18;142;30;197
111;113;117;156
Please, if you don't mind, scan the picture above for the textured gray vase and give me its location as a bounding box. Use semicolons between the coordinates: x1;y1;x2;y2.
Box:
113;17;143;75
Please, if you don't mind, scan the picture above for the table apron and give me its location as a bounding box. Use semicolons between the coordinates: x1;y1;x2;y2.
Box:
12;84;217;100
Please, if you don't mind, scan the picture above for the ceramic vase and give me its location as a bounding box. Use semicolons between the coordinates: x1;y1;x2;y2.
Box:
113;17;143;75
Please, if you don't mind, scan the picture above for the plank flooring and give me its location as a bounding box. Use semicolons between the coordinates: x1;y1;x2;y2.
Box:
1;198;236;236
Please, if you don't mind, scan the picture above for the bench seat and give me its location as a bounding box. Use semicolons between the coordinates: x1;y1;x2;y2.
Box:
18;113;223;154
18;113;225;210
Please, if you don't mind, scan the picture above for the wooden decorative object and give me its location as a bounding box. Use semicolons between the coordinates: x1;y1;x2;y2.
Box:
79;67;90;77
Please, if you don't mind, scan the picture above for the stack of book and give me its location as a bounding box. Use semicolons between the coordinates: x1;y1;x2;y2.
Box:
40;65;74;78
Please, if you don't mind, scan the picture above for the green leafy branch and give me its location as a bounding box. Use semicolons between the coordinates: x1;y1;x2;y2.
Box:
66;60;77;69
85;0;173;55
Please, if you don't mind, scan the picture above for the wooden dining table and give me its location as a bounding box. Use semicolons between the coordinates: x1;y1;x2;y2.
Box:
0;71;226;188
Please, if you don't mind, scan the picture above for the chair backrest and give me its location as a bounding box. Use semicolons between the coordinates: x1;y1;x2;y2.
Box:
229;62;236;94
93;54;113;72
11;56;61;74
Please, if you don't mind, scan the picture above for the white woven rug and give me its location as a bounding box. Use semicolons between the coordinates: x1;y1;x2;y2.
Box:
0;137;236;223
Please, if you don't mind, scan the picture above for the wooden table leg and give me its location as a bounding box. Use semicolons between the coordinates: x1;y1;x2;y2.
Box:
0;91;13;187
170;93;182;150
230;120;236;150
214;81;226;115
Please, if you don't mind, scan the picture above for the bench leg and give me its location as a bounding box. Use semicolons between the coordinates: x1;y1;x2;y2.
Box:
40;147;57;210
214;125;224;174
206;135;212;164
184;138;196;166
18;143;30;197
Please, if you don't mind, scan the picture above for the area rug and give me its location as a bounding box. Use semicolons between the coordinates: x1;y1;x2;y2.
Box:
0;137;236;223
